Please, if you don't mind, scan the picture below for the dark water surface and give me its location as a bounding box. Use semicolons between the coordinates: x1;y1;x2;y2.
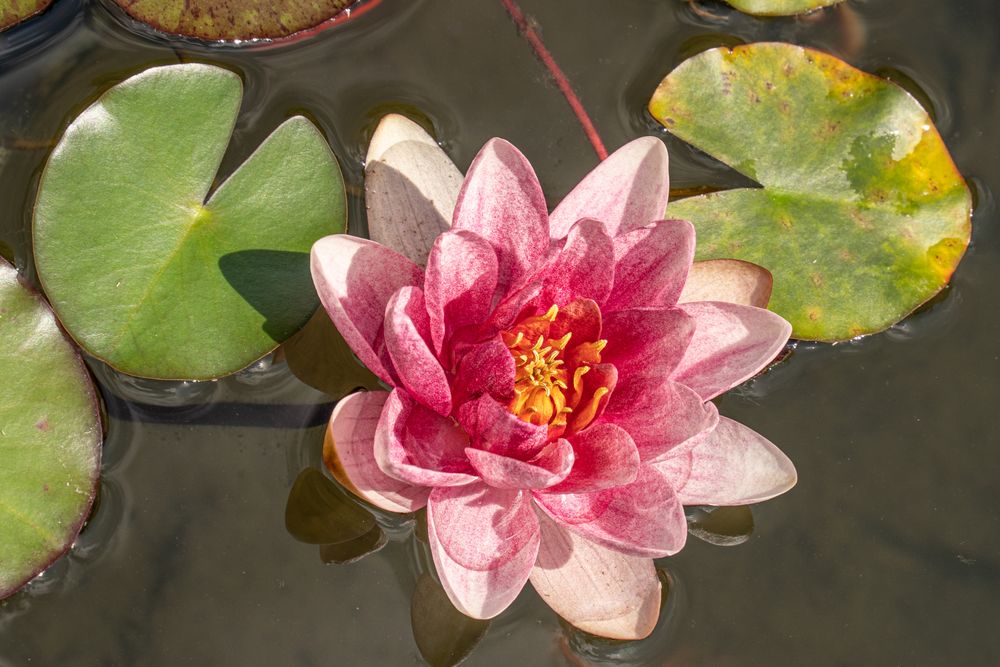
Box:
2;0;999;664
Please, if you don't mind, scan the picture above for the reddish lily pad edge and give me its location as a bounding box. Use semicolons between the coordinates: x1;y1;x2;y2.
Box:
0;258;102;600
0;0;53;32
107;0;382;45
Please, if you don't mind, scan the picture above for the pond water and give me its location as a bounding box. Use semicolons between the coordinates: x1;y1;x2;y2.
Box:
2;0;999;664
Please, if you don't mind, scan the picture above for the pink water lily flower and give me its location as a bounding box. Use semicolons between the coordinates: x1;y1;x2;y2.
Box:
311;116;796;640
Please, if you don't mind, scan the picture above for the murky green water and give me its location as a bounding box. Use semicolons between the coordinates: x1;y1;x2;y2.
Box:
2;0;999;664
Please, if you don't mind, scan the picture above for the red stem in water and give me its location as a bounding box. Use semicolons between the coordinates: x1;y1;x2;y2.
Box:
498;0;609;160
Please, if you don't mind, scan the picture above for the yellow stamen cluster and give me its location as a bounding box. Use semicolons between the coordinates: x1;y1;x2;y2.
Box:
504;304;609;433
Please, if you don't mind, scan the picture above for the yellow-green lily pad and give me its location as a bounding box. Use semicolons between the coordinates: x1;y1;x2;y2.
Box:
0;258;102;600
650;43;971;341
723;0;843;16
0;0;52;31
34;64;346;379
111;0;356;41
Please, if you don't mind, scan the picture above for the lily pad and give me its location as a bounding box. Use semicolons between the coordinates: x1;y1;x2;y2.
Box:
34;63;346;379
0;258;102;600
650;43;971;341
0;0;52;31
111;0;356;41
411;573;491;667
722;0;843;16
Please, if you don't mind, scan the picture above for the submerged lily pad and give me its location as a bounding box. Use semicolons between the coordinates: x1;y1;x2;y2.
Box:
111;0;356;41
411;573;491;667
723;0;843;16
0;0;52;31
0;258;102;600
34;64;346;379
650;43;971;341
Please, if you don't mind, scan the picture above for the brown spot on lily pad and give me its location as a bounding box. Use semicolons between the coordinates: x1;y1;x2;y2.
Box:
35;418;50;431
111;0;362;42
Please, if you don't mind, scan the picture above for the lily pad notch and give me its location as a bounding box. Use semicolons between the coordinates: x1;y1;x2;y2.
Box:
33;63;347;379
0;258;102;600
650;42;971;341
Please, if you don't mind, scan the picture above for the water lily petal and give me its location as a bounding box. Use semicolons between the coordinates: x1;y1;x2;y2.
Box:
654;416;797;505
673;301;792;401
425;230;499;355
548;137;670;240
428;483;540;619
606;219;696;312
602;376;718;462
530;510;660;640
549;297;602;344
565;362;617;436
365;115;463;266
384;287;451;416
453;138;549;294
324;391;430;513
545;423;640;494
542;219;614;306
375;389;478;487
466;439;574;490
678;259;773;308
535;466;687;558
452;336;516;404
456;393;550;461
311;235;423;384
600;307;695;379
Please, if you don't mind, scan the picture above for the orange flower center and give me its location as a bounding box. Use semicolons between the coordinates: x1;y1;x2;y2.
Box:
502;303;610;437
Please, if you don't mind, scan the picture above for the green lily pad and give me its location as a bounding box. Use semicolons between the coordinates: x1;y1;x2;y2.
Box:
0;258;102;600
722;0;843;16
0;0;52;31
34;64;346;379
111;0;356;41
650;43;971;341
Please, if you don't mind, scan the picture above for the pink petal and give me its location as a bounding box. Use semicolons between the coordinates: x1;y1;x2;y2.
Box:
535;466;687;558
425;230;499;355
678;259;773;308
602;376;718;462
324;391;429;513
673;301;792;401
466;439;574;490
375;389;478;487
452;139;550;293
456;393;549;461
384;287;451;416
549;297;602;344
451;336;516;405
654;416;797;505
427;483;540;619
606;219;696;312
549;137;670;240
365;115;463;266
600;307;695;379
542;219;614;307
545;424;640;494
530;511;660;640
311;235;423;384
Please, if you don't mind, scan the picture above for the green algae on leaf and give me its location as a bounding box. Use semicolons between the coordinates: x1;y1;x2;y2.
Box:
650;43;971;341
0;258;102;600
34;64;346;379
0;0;52;31
111;0;356;41
723;0;843;16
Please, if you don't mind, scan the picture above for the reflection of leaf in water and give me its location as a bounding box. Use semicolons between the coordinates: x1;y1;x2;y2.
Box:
411;573;490;667
687;505;755;547
282;308;382;399
319;525;387;564
284;468;375;544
